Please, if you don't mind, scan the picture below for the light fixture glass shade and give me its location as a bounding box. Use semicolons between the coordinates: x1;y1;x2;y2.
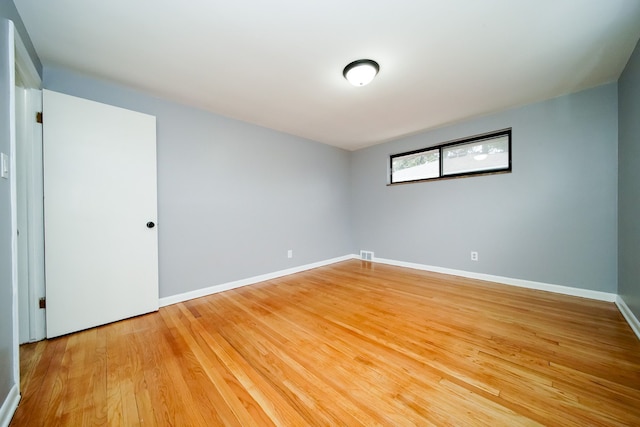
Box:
343;59;379;86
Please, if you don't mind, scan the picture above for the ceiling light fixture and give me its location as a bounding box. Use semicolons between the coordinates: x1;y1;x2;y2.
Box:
343;59;379;87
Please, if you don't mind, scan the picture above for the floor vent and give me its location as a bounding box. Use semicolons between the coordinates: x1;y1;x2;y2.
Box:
360;250;374;261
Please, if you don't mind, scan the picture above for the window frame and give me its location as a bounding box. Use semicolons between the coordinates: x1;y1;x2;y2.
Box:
389;128;512;185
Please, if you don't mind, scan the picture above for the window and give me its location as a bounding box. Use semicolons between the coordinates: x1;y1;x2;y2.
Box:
390;148;440;182
389;129;511;184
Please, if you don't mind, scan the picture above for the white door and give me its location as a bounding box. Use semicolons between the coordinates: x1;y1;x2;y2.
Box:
43;89;158;338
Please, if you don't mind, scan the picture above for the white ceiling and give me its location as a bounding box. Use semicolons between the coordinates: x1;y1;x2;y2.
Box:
13;0;640;151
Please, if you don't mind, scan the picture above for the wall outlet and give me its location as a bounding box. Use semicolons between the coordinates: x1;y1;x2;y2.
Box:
287;249;293;259
471;251;478;261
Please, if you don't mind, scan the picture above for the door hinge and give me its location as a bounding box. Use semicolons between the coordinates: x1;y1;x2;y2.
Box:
36;112;43;124
39;297;46;309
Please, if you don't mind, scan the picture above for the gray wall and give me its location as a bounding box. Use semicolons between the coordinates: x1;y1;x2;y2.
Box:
619;39;640;318
351;83;618;293
44;66;353;298
0;17;15;416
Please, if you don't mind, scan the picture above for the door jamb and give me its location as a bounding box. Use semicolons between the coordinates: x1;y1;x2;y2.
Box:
14;24;44;351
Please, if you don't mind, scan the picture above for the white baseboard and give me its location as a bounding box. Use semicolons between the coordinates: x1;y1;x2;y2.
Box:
0;385;20;427
615;296;640;341
372;257;617;302
159;254;357;307
159;253;638;340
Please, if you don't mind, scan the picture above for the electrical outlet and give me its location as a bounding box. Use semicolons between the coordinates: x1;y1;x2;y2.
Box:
471;251;478;261
287;249;293;259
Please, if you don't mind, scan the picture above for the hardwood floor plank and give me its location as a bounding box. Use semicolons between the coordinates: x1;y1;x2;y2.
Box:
146;312;214;426
17;339;45;393
131;314;184;426
11;260;640;426
82;327;108;426
232;287;466;425
105;321;130;426
160;306;255;426
191;307;313;426
11;338;63;426
220;318;386;426
59;329;99;426
248;280;544;425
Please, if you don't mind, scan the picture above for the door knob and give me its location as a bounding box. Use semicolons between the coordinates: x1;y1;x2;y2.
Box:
146;221;155;228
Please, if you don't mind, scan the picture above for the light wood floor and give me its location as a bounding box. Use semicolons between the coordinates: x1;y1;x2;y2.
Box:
11;260;640;426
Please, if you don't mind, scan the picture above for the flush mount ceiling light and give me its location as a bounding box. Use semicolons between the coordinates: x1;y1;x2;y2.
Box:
343;59;379;86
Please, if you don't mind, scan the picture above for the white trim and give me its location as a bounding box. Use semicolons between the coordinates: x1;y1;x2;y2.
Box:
615;296;640;341
13;27;40;89
13;33;43;315
13;27;43;343
16;87;45;343
159;254;357;307
159;253;638;342
0;384;19;427
372;257;617;302
7;20;20;396
160;254;618;307
23;89;44;342
16;86;28;344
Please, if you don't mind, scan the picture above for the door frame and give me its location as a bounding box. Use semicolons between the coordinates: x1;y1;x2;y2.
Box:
14;24;43;352
16;87;44;343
